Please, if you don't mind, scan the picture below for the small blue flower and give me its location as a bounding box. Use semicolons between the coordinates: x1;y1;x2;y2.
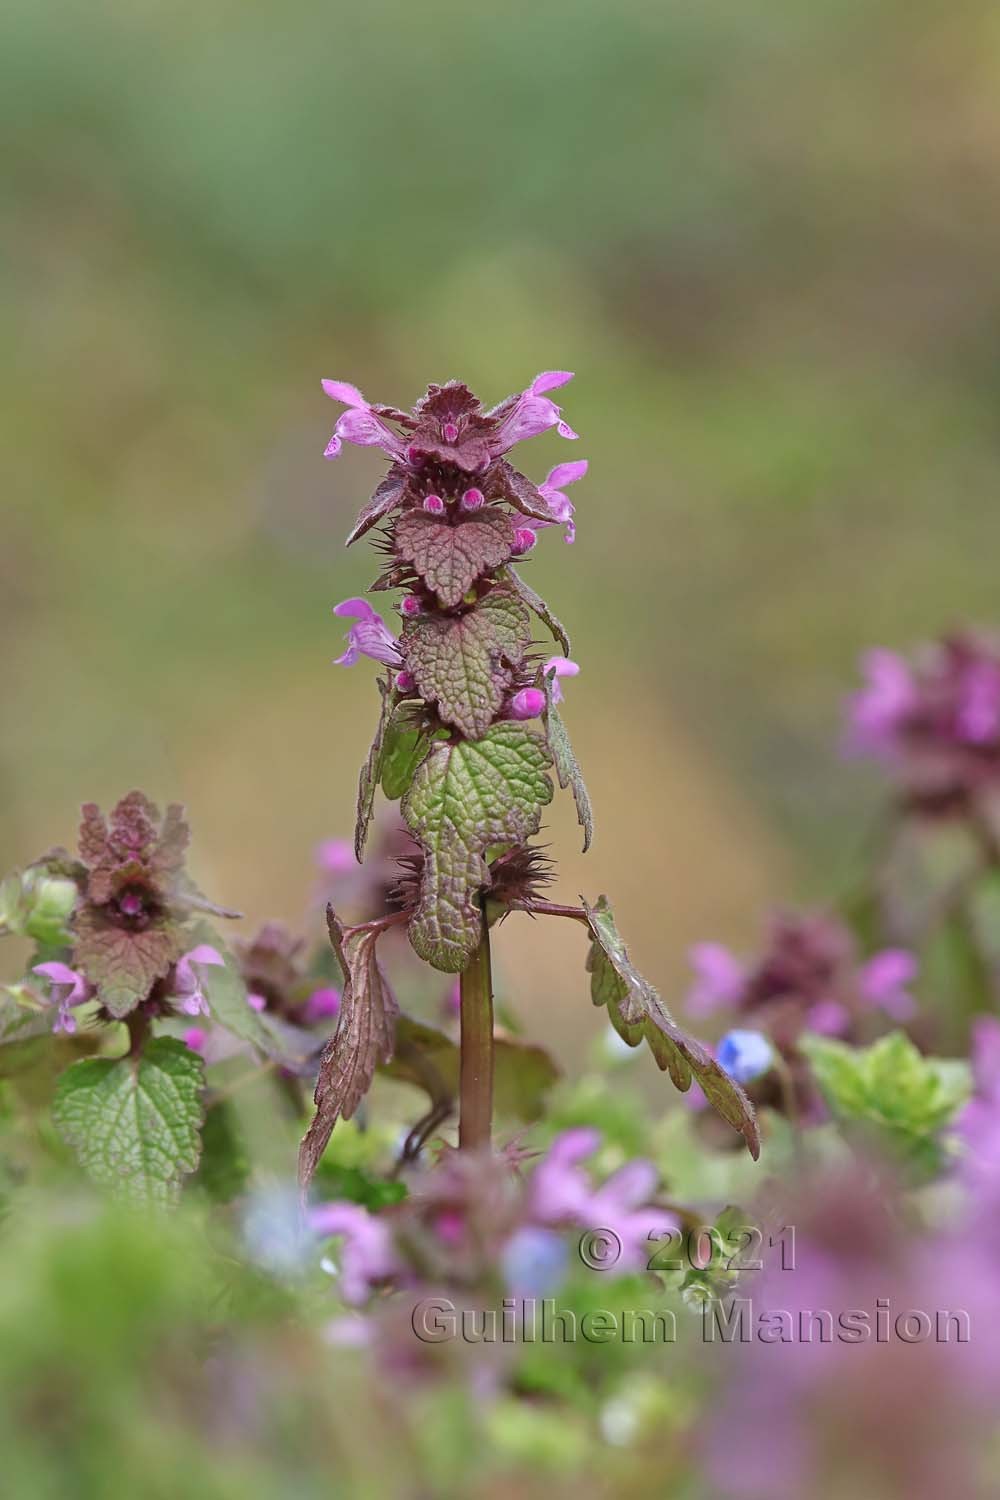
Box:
716;1029;775;1085
501;1227;570;1297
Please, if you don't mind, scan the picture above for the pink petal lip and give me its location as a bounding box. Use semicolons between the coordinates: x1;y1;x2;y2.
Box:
542;460;588;489
530;371;574;394
333;597;377;622
183;944;225;968
34;961;82;987
321;380;367;407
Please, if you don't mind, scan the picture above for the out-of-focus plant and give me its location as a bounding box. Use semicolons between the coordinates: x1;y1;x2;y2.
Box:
0;793;327;1203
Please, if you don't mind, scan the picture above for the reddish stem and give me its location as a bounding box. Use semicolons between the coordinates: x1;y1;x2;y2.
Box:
458;909;495;1151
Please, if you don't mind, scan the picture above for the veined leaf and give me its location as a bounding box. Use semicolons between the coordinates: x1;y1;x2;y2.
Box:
354;676;395;861
298;909;400;1189
73;907;183;1019
402;722;553;971
584;896;760;1159
543;670;593;852
380;702;435;802
401;585;530;739
394;507;516;608
505;566;571;657
345;469;410;547
52;1038;205;1206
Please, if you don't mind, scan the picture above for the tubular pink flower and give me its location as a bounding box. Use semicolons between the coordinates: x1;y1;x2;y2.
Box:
303;986;341;1024
33;961;90;1035
489;371;579;456
846;648;915;758
529;1128;676;1273
321;380;407;462
806;999;851;1037
309;1201;403;1305
332;598;402;668
857;948;917;1020
957;659;1000;745
685;943;746;1017
174;943;225;1018
543;656;580;704
509;687;546;720
316;838;355;875
538;460;588;543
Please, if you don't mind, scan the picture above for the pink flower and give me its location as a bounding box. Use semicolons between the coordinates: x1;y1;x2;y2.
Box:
957;1018;1000;1202
806;999;852;1037
857;948;917;1021
321;380;408;462
542;656;579;704
537;460;588;543
529;1129;676;1274
332;598;402;668
489;371;579;456
957;659;1000;744
247;992;267;1013
685;943;746;1017
316;838;355;875
846;648;915;758
173;944;225;1018
183;1027;207;1054
509;687;546;720
529;1127;601;1221
32;961;90;1034
310;1201;403;1305
303;986;341;1024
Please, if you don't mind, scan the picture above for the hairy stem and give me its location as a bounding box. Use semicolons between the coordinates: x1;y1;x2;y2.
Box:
458;908;495;1150
509;899;590;924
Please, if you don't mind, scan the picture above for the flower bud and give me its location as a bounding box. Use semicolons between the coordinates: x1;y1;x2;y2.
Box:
396;670;416;692
460;487;485;512
423;494;445;515
509;687;546;720
400;595;422;618
512;527;537;554
443;422;459;443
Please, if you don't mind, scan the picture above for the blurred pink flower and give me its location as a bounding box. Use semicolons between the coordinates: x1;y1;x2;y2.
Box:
173;944;225;1017
32;961;90;1034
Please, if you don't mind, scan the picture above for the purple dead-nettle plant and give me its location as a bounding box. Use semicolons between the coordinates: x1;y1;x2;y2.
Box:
684;911;918;1125
0;792;267;1204
298;371;759;1189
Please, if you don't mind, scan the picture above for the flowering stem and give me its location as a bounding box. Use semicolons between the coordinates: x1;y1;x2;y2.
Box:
458;906;495;1151
125;1009;150;1060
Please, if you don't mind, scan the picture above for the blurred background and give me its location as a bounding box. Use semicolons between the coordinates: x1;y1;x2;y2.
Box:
5;0;1000;1062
